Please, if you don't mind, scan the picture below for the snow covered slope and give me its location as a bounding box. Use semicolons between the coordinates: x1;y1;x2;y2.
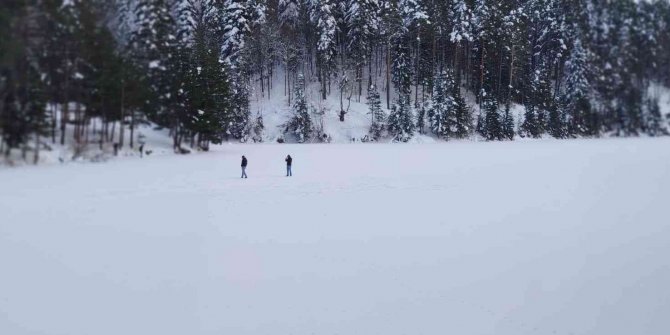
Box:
248;75;437;143
1;138;670;335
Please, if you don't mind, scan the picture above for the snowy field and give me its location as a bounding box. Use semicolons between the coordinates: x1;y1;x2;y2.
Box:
1;138;670;335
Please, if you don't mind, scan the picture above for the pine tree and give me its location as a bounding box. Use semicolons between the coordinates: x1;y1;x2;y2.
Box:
184;24;230;149
345;0;380;75
310;0;337;99
398;0;429;28
389;39;415;141
221;0;266;68
251;111;264;142
449;0;473;44
476;111;486;139
428;71;452;138
367;84;385;139
522;0;568;136
0;2;50;161
227;81;250;140
221;0;246;65
416;100;427;135
392;42;413;98
502;104;515;140
521;104;540;138
563;36;594;137
344;0;380;100
452;84;472;139
387;94;414;142
279;0;302;27
286;74;312;142
131;0;181;128
522;65;554;138
547;98;565;139
398;0;428;107
482;91;502;141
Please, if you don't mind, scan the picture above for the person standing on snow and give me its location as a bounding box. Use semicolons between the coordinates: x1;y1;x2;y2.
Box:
285;155;293;177
241;155;248;178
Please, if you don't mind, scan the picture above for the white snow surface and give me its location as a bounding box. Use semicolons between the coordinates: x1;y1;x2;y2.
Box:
2;138;670;335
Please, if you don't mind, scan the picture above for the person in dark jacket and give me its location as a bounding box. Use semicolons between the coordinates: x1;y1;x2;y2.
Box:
241;155;248;178
285;155;292;177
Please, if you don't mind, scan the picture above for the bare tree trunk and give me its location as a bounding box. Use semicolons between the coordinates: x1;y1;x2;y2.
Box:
555;62;562;98
119;82;125;148
432;33;438;73
74;101;81;144
454;44;461;85
268;64;272;99
34;122;40;165
172;124;179;151
356;67;361;102
386;42;391;109
100;116;104;150
340;82;344;113
479;46;485;107
288;74;291;106
51;103;56;144
109;120;116;143
84;116;90;144
285;64;288;97
466;41;472;91
260;67;265;98
508;46;515;104
498;50;504;101
415;29;420;107
368;52;373;91
130;109;135;149
321;68;327;100
60;45;70;146
60;92;69;146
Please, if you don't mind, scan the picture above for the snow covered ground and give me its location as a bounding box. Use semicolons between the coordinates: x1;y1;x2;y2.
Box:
1;138;670;335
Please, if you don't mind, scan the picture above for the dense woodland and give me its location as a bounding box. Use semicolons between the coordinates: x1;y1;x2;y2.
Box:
1;0;670;163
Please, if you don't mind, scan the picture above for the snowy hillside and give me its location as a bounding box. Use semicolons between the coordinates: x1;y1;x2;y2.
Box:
248;74;437;144
248;71;670;144
2;138;670;335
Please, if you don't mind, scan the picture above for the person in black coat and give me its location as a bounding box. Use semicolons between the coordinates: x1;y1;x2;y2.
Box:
285;155;292;177
241;155;248;178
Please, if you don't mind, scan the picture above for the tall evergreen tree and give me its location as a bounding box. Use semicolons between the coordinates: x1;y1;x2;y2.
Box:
387;94;414;142
563;36;594;136
547;97;565;138
311;0;337;100
502;104;515;140
286;74;313;142
428;71;453;138
131;0;181;129
482;90;502;141
345;0;380;99
389;39;415;141
367;83;385;139
452;84;472;139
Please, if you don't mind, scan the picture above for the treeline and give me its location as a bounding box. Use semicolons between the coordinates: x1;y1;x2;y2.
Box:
1;1;669;163
1;0;239;163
